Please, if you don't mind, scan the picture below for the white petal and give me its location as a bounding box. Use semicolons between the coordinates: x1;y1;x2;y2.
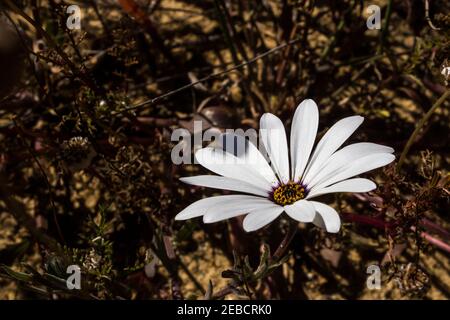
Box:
284;199;316;222
180;175;269;197
175;195;260;220
310;201;341;233
203;198;275;223
260;113;290;184
312;153;395;191
290;99;319;181
243;205;284;232
302;116;364;184
217;133;278;185
195;148;272;191
305;142;394;187
307;178;376;199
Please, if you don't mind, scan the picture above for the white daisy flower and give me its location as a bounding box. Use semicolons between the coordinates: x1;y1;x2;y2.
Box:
175;99;395;233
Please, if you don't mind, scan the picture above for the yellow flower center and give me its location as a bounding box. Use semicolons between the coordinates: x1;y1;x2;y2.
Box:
272;182;305;206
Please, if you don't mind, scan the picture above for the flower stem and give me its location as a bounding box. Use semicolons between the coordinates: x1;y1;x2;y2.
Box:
272;220;298;262
211;221;298;300
397;89;450;171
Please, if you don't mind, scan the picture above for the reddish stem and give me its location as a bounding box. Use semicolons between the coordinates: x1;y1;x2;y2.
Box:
343;212;450;254
420;233;450;253
419;218;450;241
341;212;395;229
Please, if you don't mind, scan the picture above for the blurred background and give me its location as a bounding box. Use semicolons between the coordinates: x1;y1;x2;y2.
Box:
0;0;449;299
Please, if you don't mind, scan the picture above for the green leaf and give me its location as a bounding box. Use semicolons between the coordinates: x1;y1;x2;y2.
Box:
0;264;33;282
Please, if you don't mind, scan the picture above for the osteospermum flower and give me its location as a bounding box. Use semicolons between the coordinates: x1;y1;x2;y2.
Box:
175;99;395;233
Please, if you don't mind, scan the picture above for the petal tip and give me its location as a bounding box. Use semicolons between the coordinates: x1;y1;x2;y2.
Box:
327;226;340;233
194;148;206;162
242;224;255;232
304;98;318;107
260;113;275;120
174;214;185;221
387;153;396;162
368;180;377;190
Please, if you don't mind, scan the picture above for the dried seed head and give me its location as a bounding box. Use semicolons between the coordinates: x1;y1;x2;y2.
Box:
61;136;96;171
83;248;102;271
393;263;429;296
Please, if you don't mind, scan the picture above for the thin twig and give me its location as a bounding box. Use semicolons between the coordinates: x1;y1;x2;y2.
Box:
211;286;236;300
13;119;65;244
424;0;441;31
3;0;101;94
411;227;450;253
0;174;62;254
420;231;450;253
178;258;206;295
118;0;180;67
378;0;393;52
121;37;303;113
397;89;450;171
420;218;450;241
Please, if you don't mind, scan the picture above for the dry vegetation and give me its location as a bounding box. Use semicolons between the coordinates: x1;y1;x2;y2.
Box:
0;0;449;300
